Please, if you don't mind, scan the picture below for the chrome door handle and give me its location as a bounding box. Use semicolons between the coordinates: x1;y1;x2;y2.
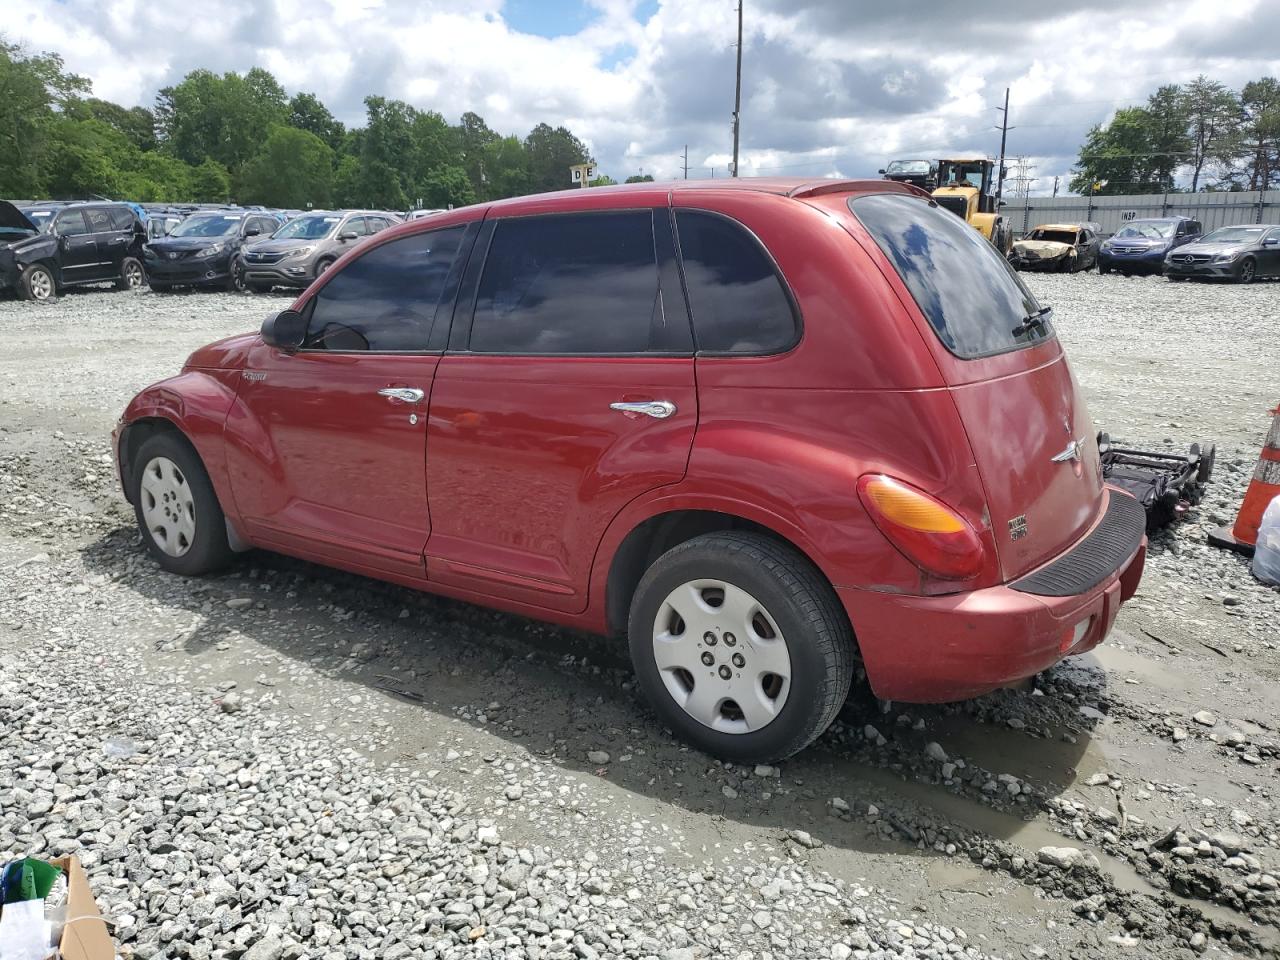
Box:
377;387;425;403
610;400;676;419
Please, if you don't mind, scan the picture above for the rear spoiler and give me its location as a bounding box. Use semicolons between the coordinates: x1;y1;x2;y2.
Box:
788;180;932;201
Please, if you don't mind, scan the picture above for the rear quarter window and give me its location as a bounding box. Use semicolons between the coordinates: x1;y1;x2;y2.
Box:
850;193;1050;359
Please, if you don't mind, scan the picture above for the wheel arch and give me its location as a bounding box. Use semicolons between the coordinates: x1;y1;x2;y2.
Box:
594;499;850;640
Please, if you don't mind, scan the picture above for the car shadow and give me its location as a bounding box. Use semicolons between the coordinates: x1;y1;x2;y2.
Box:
78;525;1103;861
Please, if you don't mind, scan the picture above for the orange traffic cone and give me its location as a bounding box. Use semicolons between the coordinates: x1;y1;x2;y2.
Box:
1209;404;1280;556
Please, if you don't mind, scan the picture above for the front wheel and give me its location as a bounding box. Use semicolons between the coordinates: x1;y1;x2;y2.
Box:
1236;257;1257;284
628;531;854;763
131;432;236;576
225;256;245;292
117;257;145;291
20;264;56;301
314;257;335;278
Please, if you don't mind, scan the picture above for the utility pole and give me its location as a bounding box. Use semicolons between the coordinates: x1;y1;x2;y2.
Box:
1052;175;1060;198
994;86;1011;204
682;145;689;180
731;1;742;177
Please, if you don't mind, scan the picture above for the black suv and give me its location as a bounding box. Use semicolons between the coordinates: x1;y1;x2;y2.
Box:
0;201;147;301
144;210;281;292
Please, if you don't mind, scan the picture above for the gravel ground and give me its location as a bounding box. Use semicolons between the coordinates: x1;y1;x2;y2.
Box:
1;275;1278;960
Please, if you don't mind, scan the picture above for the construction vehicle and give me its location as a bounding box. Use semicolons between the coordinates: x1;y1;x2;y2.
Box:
931;155;1012;254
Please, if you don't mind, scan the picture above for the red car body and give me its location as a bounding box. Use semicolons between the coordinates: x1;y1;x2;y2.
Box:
115;178;1145;703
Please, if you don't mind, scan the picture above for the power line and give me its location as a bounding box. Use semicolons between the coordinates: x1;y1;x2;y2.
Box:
731;0;742;177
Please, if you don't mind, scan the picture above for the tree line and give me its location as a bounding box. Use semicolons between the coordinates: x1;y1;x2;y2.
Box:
1071;75;1280;195
0;40;653;210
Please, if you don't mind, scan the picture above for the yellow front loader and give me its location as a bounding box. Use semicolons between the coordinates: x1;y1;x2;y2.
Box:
931;156;1012;255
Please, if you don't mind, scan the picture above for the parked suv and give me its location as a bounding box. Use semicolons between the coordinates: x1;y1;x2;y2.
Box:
144;210;282;292
113;179;1146;762
0;200;146;301
1097;216;1201;275
242;210;400;291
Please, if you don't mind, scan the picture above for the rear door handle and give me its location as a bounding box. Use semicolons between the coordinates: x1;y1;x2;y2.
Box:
378;387;425;403
610;400;676;419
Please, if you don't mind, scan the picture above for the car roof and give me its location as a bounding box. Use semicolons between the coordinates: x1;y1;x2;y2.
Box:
1032;223;1087;232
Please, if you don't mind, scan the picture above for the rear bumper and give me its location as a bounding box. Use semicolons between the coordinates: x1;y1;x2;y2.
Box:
840;490;1147;703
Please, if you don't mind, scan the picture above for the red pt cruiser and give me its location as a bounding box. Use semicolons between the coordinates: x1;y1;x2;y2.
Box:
114;179;1146;762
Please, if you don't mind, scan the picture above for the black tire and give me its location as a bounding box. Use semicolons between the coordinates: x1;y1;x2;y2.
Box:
20;263;56;301
1196;443;1216;484
225;256;245;292
314;257;335;277
628;531;855;763
1236;257;1256;284
131;432;236;576
117;256;145;291
150;282;173;293
1098;264;1111;275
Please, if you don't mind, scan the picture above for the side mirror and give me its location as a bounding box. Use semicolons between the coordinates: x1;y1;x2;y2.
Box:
877;168;885;175
261;309;307;353
1264;237;1279;247
339;231;359;241
244;226;262;237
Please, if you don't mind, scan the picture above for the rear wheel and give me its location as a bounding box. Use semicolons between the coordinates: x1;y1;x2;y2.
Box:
628;531;854;763
1236;257;1257;284
20;264;56;301
131;432;235;576
117;257;145;291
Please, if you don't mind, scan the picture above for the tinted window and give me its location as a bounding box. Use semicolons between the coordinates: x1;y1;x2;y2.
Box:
85;208;113;233
55;211;90;236
304;226;466;352
470;211;665;354
851;193;1048;359
675;211;797;354
108;207;135;231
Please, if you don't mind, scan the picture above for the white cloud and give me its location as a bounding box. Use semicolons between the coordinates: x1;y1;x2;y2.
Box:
5;0;1279;193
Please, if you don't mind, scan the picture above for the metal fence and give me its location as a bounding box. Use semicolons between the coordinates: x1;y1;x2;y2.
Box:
1003;190;1280;237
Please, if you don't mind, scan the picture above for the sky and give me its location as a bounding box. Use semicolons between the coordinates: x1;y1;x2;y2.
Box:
6;0;1279;195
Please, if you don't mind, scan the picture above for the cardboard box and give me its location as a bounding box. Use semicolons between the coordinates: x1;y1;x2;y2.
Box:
0;856;116;960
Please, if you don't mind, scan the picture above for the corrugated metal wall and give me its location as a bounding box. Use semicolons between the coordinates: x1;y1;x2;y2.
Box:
1002;191;1280;236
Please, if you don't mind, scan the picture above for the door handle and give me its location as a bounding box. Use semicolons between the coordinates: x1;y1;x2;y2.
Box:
378;387;425;403
610;400;677;419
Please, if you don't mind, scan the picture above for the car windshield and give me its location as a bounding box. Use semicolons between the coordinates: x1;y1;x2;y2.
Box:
1028;229;1077;245
273;215;339;240
885;160;932;175
169;214;241;238
20;209;58;233
1202;225;1267;244
851;193;1049;359
1113;222;1174;240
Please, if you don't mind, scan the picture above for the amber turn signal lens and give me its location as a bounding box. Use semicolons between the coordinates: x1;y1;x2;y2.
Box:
857;475;985;580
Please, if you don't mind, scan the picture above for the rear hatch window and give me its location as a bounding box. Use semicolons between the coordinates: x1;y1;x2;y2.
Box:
850;193;1051;359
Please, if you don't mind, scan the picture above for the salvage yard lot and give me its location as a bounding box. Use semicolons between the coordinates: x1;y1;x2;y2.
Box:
1;275;1278;960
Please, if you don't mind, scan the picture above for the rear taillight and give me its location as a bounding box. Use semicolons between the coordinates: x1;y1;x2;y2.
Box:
857;475;985;580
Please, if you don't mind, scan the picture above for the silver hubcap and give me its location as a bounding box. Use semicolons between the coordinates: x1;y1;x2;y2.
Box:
1242;262;1254;282
652;579;791;734
140;456;196;557
29;270;52;300
125;262;143;287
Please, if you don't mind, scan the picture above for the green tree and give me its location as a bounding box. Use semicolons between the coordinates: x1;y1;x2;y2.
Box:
588;174;617;187
41;118;127;197
456;111;499;198
481;135;530;199
1182;75;1241;191
524;122;590;193
191;157;231;203
155;67;288;171
1142;85;1190;190
238;125;334;207
1071;108;1163;195
288;91;344;151
0;40;90;197
76;97;156;151
1239;77;1280;190
625;174;655;183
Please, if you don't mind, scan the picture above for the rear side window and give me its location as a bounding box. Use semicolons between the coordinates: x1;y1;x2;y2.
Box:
470;211;669;355
851;193;1049;359
85;208;113;232
675;211;797;354
108;207;135;230
304;226;466;352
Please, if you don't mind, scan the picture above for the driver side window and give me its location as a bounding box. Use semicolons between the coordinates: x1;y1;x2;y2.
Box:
303;226;467;352
56;211;90;236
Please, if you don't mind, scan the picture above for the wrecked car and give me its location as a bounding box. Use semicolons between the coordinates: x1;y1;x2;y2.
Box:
0;201;147;301
1008;222;1101;272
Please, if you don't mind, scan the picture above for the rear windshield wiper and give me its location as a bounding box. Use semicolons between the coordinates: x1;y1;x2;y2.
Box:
1011;305;1052;338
